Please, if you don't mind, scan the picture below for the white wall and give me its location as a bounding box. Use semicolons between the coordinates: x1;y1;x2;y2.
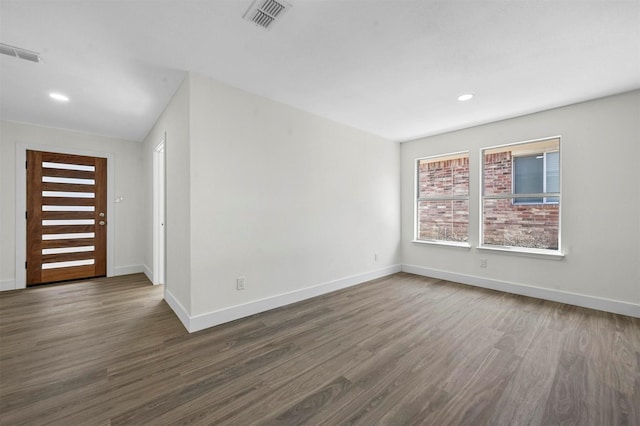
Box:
142;77;192;314
185;73;400;323
0;121;146;289
401;90;640;314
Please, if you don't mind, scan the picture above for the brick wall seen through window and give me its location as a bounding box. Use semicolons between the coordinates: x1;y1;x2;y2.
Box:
416;153;469;243
482;138;560;250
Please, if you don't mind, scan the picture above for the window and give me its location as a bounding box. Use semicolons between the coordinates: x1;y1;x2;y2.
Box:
482;138;560;252
513;151;559;204
415;152;469;244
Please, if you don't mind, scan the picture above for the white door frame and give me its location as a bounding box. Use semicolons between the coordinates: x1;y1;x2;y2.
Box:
152;139;166;285
15;142;115;289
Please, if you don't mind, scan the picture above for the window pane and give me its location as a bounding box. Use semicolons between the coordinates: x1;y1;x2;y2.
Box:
42;219;95;226
42;162;95;172
418;155;468;198
418;200;468;242
483;151;512;196
42;176;95;185
42;259;94;269
42;246;94;255
42;233;95;240
452;161;469;197
484;138;560;199
545;151;559;202
42;191;95;198
42;205;95;211
514;155;543;203
483;198;559;249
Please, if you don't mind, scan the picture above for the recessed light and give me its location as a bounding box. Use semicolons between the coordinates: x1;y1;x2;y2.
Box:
49;93;69;102
457;94;473;101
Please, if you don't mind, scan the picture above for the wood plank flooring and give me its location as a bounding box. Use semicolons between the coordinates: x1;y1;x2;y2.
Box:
1;272;638;425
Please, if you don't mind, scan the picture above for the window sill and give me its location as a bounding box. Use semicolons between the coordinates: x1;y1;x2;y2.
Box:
412;240;471;249
477;245;564;259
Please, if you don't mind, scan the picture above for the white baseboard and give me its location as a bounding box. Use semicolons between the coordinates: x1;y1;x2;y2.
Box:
167;264;401;333
112;265;145;276
163;288;191;332
143;264;153;283
402;264;640;318
0;279;16;292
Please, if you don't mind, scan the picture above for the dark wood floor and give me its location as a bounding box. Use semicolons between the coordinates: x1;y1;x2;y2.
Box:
0;273;638;425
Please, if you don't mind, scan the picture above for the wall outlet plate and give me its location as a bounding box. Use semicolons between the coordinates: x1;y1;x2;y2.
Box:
236;277;245;290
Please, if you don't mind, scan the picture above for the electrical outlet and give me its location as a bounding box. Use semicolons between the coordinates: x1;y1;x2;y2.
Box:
236;277;245;290
480;259;488;268
374;253;378;262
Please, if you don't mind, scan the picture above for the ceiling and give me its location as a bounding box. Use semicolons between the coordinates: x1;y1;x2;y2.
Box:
1;0;639;143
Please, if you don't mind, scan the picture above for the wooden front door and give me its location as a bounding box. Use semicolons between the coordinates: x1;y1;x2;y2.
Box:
26;150;107;285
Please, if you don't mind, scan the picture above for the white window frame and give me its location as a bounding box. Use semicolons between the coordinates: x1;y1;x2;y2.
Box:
480;137;563;257
414;151;470;248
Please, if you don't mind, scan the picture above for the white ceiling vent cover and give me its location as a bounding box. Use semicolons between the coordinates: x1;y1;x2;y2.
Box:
243;0;292;30
0;43;41;63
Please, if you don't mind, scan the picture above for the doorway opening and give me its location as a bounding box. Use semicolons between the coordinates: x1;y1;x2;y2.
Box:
153;140;166;285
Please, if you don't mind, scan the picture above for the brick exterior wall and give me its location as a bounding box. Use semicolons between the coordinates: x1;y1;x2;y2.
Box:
417;157;469;242
417;152;559;249
483;151;559;249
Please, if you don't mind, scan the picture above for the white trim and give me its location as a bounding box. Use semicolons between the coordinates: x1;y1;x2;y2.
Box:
113;264;146;276
477;245;564;259
164;288;191;332
482;135;563;152
412;240;471;249
414;157;418;241
166;265;401;333
15;142;116;289
415;150;469;163
143;264;153;282
402;264;640;318
153;139;166;285
0;280;16;291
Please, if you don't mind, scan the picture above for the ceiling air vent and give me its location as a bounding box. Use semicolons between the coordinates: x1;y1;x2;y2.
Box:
0;43;41;63
243;0;292;30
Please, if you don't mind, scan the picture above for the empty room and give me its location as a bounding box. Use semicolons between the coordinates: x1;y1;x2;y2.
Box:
1;1;639;425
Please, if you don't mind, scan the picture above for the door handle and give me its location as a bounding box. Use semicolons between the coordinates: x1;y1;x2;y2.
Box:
99;220;106;226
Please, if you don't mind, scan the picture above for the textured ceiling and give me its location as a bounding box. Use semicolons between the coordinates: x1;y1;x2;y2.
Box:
1;0;639;142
